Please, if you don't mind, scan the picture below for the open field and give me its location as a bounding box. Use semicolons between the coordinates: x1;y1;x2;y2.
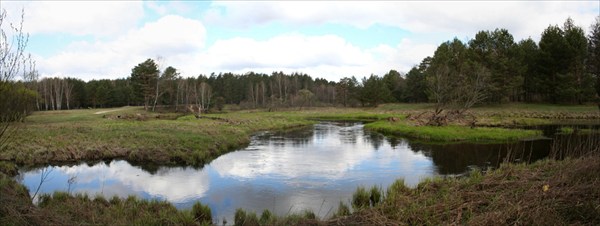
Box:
1;107;313;166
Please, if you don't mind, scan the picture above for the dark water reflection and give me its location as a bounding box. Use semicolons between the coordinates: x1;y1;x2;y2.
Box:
18;121;583;222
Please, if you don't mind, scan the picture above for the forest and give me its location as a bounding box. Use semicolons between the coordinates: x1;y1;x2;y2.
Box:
2;17;600;120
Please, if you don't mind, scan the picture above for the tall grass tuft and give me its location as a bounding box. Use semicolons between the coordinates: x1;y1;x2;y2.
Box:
352;187;370;210
259;209;273;224
369;185;383;206
234;208;259;226
302;210;316;219
191;201;212;224
386;179;410;201
334;201;351;217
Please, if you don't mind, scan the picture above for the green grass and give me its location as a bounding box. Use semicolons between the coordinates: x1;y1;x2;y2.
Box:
365;120;542;142
3;104;598;166
2;107;314;166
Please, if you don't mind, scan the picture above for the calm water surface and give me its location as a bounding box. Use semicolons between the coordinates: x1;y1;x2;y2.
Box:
18;121;556;222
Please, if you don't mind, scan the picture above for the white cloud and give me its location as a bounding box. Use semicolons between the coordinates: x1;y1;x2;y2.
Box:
38;15;206;80
2;1;144;37
205;1;599;41
209;123;432;183
200;33;369;69
8;1;597;82
192;34;437;81
56;161;211;203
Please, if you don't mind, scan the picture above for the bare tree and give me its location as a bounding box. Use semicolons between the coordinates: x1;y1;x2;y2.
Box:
0;8;35;151
53;78;64;110
199;82;212;112
64;79;74;109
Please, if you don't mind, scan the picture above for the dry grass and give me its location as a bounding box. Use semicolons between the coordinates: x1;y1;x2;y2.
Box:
329;156;600;225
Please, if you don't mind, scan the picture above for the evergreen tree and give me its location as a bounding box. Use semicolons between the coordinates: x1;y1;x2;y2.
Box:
515;38;541;102
589;16;600;105
563;18;594;104
358;75;392;107
404;57;431;103
382;70;405;102
539;25;570;103
130;59;159;110
469;29;521;103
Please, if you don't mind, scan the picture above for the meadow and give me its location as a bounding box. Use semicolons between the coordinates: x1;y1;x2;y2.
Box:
1;103;599;225
2;103;598;167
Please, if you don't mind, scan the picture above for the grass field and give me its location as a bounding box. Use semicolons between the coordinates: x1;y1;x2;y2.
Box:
2;104;599;166
2;107;313;166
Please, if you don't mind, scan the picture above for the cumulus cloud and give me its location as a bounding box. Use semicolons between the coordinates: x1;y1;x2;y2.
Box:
199;33;370;70
6;1;597;82
2;1;144;37
205;1;598;41
38;15;206;80
192;33;438;81
50;161;211;203
209;123;433;183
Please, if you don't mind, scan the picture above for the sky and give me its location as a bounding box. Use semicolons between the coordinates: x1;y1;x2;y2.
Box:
2;1;599;82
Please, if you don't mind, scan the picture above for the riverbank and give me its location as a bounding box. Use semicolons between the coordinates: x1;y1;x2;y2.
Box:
329;155;600;225
2;155;598;225
0;107;313;166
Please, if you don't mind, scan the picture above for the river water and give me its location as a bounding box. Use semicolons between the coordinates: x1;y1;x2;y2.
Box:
18;121;588;222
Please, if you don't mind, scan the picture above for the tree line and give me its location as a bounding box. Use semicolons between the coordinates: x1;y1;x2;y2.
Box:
4;17;600;117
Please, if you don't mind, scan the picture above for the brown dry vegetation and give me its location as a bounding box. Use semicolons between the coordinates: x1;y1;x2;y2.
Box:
329;156;600;225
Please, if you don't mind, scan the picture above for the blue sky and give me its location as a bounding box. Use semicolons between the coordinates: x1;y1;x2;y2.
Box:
2;1;599;82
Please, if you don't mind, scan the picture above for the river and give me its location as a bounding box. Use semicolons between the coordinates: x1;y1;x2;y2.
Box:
18;121;594;222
